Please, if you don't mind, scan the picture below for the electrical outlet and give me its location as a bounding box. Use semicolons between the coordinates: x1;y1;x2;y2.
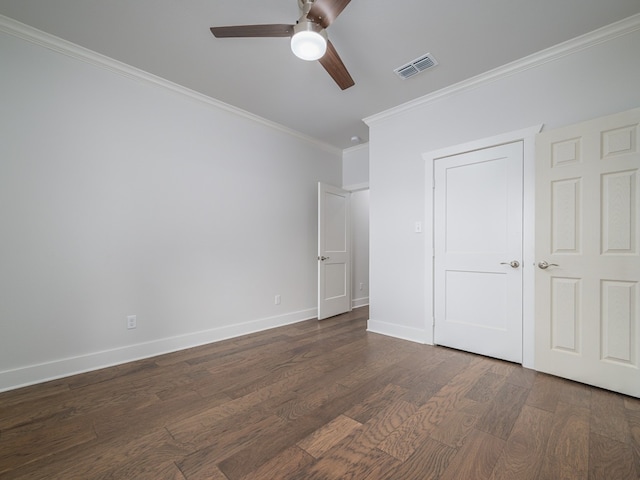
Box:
275;295;281;305
127;315;137;329
360;283;364;291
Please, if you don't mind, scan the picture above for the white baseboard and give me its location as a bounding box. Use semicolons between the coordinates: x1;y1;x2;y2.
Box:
367;319;432;345
0;308;317;393
351;296;369;308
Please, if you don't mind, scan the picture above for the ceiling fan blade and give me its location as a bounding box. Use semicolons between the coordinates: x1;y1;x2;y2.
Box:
307;0;352;29
210;24;294;38
318;40;354;90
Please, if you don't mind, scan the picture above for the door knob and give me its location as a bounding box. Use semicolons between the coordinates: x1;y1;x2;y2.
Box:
318;256;330;261
537;261;559;269
500;260;520;268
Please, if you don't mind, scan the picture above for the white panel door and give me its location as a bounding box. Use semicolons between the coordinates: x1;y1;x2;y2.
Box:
318;183;351;320
434;142;524;363
535;107;640;398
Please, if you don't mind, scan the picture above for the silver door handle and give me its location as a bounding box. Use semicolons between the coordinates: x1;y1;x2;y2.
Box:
318;256;330;261
537;261;559;269
500;260;520;268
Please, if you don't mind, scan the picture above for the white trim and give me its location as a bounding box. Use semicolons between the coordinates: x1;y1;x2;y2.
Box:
364;14;640;125
343;182;370;192
0;308;317;393
0;14;341;156
352;297;369;308
343;143;370;154
425;125;543;160
423;125;542;368
367;319;430;344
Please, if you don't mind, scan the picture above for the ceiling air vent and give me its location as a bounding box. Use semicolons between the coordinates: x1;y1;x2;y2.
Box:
394;53;438;80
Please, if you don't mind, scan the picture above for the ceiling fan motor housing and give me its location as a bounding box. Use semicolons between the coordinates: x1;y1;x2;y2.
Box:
298;0;315;14
291;19;327;60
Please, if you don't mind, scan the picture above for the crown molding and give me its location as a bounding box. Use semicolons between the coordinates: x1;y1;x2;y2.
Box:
364;13;640;126
343;142;369;155
0;14;342;156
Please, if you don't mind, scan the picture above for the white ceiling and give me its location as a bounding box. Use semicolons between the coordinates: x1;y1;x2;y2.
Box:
2;0;640;149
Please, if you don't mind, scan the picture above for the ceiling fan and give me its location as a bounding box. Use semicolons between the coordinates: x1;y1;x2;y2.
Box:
210;0;355;90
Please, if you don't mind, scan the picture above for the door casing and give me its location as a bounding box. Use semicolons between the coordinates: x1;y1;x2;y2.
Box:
318;182;352;320
423;125;542;368
433;141;524;363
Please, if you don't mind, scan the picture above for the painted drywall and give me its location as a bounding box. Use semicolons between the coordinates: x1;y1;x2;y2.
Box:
350;190;369;308
342;143;370;308
365;18;640;349
0;28;341;391
342;143;369;190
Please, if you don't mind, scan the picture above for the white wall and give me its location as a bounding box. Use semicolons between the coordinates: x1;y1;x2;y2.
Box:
350;190;369;307
342;143;369;190
0;25;341;391
365;17;640;348
343;143;370;308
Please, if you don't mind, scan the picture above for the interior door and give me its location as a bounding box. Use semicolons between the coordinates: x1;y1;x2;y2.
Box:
318;182;351;320
434;142;524;363
535;107;640;398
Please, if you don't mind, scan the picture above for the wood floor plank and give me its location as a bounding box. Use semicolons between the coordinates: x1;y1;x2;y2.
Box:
485;357;519;377
439;429;505;480
216;414;328;480
626;396;640;411
377;358;491;461
488;405;554;480
0;417;97;474
588;432;637;480
290;427;397;480
557;379;592;409
525;373;563;412
66;358;159;390
287;398;419;480
165;367;318;446
297;414;362;458
294;438;399;480
5;427;190;480
465;371;506;403
175;414;287;479
505;365;537;389
473;380;529;440
98;460;188;480
401;378;442;407
217;378;417;479
1;306;639;480
92;389;228;439
538;402;590;479
0;378;70;408
424;352;472;385
590;387;631;444
358;399;420;448
429;398;487;448
0;380;158;433
274;379;351;422
239;446;314;480
343;383;408;423
382;436;457;480
628;409;640;478
176;462;228;480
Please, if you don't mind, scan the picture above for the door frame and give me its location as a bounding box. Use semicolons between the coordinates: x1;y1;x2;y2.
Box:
318;182;352;320
423;125;542;368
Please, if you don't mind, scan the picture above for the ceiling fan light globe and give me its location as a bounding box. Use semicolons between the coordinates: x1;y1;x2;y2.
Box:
291;31;327;61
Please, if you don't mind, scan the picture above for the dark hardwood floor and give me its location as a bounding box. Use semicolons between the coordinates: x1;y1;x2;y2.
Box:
1;306;639;479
